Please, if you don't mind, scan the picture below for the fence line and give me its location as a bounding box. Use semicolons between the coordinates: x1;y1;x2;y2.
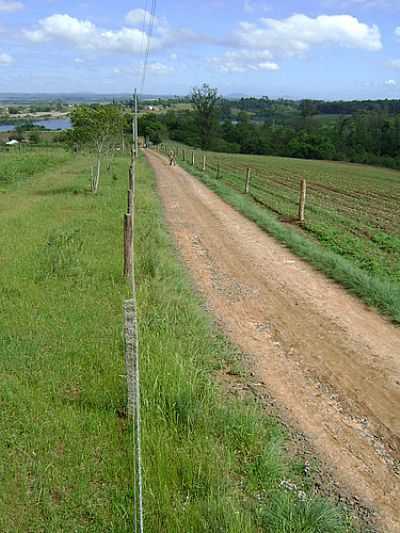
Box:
124;98;144;532
159;143;308;223
158;142;399;234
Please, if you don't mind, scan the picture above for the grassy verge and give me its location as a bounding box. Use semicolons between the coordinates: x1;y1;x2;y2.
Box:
0;146;70;187
0;151;132;531
174;157;400;324
0;147;354;531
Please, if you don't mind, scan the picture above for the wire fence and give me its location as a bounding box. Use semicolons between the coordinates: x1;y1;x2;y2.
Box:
158;142;400;282
124;115;144;533
159;142;400;235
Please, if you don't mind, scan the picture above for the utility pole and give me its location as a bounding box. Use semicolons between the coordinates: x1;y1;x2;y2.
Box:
134;88;138;159
131;93;135;148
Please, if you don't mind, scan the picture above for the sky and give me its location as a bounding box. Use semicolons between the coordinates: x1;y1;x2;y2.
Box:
2;0;400;98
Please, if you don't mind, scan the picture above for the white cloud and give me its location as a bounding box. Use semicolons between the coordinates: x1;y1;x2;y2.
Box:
387;58;400;69
209;49;279;73
125;8;159;28
146;62;174;75
23;12;190;55
243;1;271;13
385;79;397;86
0;1;23;12
0;51;13;65
233;14;382;56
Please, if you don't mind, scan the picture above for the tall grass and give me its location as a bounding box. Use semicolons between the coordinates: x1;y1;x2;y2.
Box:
0;152;132;531
0;146;70;185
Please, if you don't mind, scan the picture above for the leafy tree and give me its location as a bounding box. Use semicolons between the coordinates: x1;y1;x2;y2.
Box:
14;126;25;142
70;105;124;193
300;100;319;128
138;113;167;145
191;84;221;150
29;131;40;144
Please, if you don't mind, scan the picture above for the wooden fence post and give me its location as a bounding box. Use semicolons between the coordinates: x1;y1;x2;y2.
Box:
129;159;135;191
202;154;206;171
245;168;251;194
183;149;186;162
124;213;133;279
192;151;195;166
128;190;133;215
299;179;307;224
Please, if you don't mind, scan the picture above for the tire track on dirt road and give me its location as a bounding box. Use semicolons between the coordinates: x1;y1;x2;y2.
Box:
146;150;400;532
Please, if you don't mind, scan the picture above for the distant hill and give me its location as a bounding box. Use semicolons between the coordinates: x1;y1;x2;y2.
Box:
0;93;181;104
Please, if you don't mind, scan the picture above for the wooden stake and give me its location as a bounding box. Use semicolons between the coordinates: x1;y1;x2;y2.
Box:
245;168;251;194
124;213;133;280
202;154;206;171
128;189;133;215
192;151;195;166
129;159;135;191
299;179;307;224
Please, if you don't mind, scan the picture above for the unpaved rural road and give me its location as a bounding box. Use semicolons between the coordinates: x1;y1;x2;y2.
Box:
146;150;400;532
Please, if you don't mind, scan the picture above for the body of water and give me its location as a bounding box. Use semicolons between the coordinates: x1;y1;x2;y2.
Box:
0;117;71;133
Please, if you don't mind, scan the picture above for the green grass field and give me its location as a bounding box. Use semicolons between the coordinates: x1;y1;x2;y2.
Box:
0;146;356;531
165;143;400;322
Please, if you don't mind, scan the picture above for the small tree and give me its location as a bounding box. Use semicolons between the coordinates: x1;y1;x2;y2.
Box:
29;131;40;144
191;84;221;150
14;126;25;142
70;105;124;193
300;100;319;127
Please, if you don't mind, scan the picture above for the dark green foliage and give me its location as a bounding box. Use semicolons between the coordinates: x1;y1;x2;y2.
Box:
150;90;400;170
191;84;221;150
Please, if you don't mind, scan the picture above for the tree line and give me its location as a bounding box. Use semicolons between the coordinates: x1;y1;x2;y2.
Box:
139;85;400;170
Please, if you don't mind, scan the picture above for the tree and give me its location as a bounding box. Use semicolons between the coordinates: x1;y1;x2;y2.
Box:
70;105;124;193
29;131;40;144
191;84;221;150
138;113;167;145
300;99;319;127
14;126;25;142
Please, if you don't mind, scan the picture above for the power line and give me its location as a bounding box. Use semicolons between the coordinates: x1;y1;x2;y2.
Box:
140;0;157;96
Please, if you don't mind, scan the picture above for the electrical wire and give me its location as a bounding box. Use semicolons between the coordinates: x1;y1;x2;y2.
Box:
140;0;157;96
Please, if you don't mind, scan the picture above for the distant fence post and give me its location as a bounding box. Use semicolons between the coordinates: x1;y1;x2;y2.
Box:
217;162;221;178
299;179;307;224
124;213;133;280
183;149;186;162
192;151;195;166
202;154;206;171
245;168;251;194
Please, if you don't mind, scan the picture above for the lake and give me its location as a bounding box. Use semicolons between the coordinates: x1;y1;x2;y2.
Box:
0;117;72;133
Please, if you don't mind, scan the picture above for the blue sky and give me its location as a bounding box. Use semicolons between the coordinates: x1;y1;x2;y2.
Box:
1;0;400;98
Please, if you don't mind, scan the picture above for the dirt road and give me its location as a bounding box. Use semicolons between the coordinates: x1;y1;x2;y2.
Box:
146;150;400;532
